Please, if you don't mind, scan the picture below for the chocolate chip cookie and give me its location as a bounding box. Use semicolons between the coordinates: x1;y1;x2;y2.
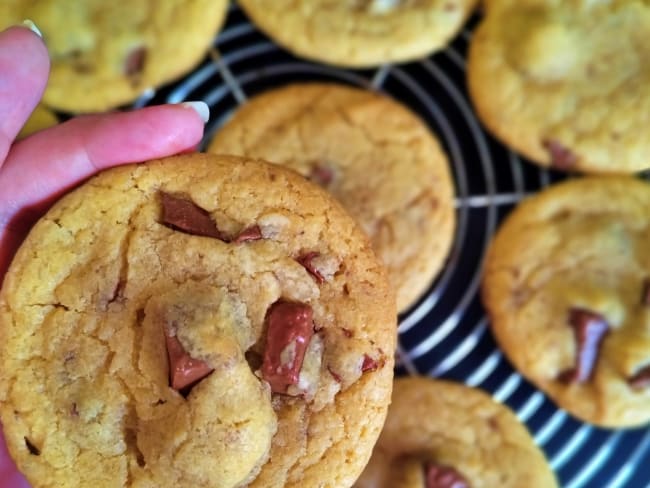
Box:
468;0;650;174
208;83;456;313
238;0;478;67
0;1;228;112
483;176;650;427
0;153;396;487
354;377;557;488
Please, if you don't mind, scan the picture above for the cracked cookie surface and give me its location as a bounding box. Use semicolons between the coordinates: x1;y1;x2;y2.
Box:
483;177;650;427
208;82;455;313
0;153;396;487
468;0;650;174
354;377;557;488
0;1;228;112
238;0;478;67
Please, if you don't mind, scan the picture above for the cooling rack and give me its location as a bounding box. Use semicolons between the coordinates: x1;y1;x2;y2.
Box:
133;4;650;487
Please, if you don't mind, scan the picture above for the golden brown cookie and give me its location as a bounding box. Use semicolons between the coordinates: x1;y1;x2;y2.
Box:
0;1;228;112
483;176;650;427
354;377;558;488
238;0;479;67
468;0;650;174
208;83;456;313
17;104;59;139
0;154;396;487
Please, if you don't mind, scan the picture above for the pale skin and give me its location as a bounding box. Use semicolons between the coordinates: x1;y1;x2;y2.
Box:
0;25;207;486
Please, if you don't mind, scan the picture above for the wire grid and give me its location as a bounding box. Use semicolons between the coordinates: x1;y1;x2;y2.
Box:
136;4;650;487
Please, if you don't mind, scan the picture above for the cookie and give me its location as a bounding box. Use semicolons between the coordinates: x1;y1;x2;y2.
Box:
0;1;228;112
208;83;456;313
468;0;650;174
482;176;650;427
354;377;557;488
0;153;396;487
238;0;478;67
17;104;59;139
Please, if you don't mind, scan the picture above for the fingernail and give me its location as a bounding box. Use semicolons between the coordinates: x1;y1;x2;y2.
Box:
21;19;42;38
180;101;209;124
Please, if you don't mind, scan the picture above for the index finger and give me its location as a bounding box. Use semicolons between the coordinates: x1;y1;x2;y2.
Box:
0;24;50;165
0;428;29;488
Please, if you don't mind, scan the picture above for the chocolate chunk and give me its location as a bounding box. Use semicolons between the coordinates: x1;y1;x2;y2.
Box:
629;365;650;389
296;252;325;284
67;49;93;74
160;192;225;240
559;308;610;384
261;301;314;394
361;354;386;373
543;139;577;170
24;437;40;456
309;163;334;187
245;349;263;371
361;354;379;372
124;46;147;77
164;331;214;392
234;225;263;243
425;463;469;488
327;366;343;383
642;279;650;306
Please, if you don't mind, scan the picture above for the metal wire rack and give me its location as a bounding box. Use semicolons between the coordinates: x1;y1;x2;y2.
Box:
136;4;650;487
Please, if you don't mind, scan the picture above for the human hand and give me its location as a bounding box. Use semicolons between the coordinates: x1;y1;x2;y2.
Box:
0;23;208;487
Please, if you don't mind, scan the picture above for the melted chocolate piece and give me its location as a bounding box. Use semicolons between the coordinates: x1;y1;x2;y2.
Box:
543;139;577;170
296;252;325;284
629;365;650;389
124;46;147;77
425;463;470;488
24;437;40;456
160;192;225;240
327;366;343;383
642;278;650;306
361;354;380;372
309;163;334;187
559;308;610;383
234;225;263;243
164;332;214;392
261;301;314;394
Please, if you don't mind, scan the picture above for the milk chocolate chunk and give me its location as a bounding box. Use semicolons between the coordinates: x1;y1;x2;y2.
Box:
361;354;380;373
425;463;469;488
124;46;147;77
327;366;342;383
261;301;314;394
309;163;334;187
296;252;325;284
543;139;577;170
164;330;214;391
160;192;225;240
629;365;650;390
24;437;40;456
234;225;263;243
559;308;609;383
